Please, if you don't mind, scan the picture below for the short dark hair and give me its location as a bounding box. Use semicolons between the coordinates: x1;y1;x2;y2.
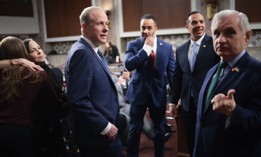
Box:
141;14;157;25
186;11;203;23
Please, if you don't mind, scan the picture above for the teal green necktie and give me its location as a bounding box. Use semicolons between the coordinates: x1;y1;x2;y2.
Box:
204;61;225;112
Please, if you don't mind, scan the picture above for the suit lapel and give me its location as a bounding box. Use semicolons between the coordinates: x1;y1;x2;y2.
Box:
155;39;164;67
202;65;218;114
78;38;116;92
193;35;210;71
215;53;249;93
79;38;111;75
177;40;191;73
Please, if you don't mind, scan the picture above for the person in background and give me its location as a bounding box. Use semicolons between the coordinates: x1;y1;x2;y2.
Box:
124;14;175;157
193;10;261;157
0;38;70;157
23;39;66;104
168;11;220;156
23;39;70;157
65;6;122;157
104;41;121;64
0;36;61;157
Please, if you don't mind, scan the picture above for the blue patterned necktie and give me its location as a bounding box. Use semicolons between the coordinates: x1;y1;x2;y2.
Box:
204;61;226;112
190;42;198;71
97;50;109;72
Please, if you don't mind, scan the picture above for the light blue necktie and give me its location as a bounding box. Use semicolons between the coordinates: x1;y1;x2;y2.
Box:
190;42;198;71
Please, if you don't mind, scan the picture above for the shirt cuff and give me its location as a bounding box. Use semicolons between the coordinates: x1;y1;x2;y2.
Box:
169;103;175;106
143;44;153;56
100;122;112;135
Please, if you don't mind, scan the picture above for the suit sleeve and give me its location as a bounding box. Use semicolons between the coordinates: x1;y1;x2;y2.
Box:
124;40;149;71
230;75;261;136
166;45;176;102
169;48;182;105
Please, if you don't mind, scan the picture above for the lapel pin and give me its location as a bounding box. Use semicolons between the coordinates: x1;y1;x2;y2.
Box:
160;43;163;46
231;67;240;72
203;45;206;47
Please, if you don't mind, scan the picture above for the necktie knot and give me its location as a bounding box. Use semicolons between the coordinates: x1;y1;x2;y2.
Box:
97;50;103;59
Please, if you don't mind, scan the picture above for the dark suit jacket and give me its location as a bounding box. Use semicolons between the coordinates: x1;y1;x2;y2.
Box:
170;34;220;111
124;37;175;107
65;38;119;146
193;52;261;157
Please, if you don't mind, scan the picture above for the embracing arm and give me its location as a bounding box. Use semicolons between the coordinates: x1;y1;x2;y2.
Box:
0;58;43;71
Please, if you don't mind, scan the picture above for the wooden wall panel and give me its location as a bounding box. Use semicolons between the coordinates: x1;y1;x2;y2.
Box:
122;0;190;32
236;0;261;23
0;0;33;17
44;0;91;38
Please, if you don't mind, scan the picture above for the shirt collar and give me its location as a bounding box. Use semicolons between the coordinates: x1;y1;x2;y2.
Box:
226;50;246;67
190;33;205;46
81;35;99;53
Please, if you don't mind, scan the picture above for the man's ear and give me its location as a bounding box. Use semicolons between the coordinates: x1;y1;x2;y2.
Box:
186;24;189;31
245;30;253;43
81;23;88;32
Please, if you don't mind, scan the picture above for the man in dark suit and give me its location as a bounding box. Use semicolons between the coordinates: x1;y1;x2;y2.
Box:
193;10;261;157
65;6;122;157
168;11;220;156
124;14;175;157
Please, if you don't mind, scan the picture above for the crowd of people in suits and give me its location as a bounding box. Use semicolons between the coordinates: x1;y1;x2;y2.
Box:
0;5;261;157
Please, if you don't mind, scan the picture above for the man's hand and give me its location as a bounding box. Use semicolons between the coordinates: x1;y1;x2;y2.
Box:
122;71;130;81
145;36;154;47
212;89;236;116
106;124;118;141
168;103;178;117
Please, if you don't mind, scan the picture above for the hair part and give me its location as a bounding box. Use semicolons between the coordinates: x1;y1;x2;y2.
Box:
22;38;33;54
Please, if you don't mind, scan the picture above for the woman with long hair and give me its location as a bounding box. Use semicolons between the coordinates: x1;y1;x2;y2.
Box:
0;36;61;157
